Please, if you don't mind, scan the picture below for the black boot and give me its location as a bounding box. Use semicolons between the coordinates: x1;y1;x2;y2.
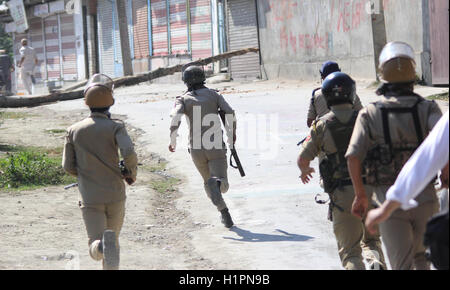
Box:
220;208;234;228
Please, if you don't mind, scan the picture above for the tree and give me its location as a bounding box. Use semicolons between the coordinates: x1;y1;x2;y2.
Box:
0;24;13;59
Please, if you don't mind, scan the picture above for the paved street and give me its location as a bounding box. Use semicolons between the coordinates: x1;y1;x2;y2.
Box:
46;78;448;269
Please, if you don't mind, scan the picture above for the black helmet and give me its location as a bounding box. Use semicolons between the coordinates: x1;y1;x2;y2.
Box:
320;61;341;79
182;65;206;86
321;72;356;107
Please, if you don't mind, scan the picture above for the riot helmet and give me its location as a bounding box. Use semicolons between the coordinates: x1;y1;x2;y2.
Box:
84;73;115;108
320;61;341;80
182;65;206;86
321;72;356;107
378;41;416;83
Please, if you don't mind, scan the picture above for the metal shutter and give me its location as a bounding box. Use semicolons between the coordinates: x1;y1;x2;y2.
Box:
189;0;212;60
97;0;115;77
132;0;150;59
28;16;45;81
151;0;169;56
59;13;77;80
169;0;188;54
113;0;124;77
226;0;260;80
44;15;61;81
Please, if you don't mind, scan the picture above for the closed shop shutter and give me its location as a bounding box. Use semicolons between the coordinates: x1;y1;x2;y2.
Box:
169;0;188;54
59;13;77;80
28;16;45;82
113;0;124;77
151;0;169;56
227;0;260;80
44;15;61;81
97;0;115;77
132;0;149;59
189;0;212;60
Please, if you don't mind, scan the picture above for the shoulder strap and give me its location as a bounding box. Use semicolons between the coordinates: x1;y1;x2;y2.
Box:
377;97;424;148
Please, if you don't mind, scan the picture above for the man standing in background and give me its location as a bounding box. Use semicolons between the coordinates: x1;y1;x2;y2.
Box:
17;38;38;95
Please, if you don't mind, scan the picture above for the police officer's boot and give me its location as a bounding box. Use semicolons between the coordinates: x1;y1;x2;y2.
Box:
102;230;119;270
220;208;234;228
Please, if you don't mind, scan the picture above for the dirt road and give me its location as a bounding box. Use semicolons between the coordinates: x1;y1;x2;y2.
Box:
0;79;447;270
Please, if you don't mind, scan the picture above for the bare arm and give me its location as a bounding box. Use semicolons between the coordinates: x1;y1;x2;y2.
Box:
347;155;368;219
365;199;401;234
297;156;315;184
18;56;25;68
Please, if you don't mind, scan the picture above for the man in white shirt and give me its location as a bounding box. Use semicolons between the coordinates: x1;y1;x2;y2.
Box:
18;38;38;95
365;110;449;232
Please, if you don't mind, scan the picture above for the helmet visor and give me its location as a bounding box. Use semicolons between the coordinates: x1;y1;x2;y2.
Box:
84;74;114;94
379;41;416;68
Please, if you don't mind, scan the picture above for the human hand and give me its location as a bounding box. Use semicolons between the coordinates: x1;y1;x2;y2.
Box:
168;145;176;152
352;195;368;219
365;207;386;235
300;167;315;184
125;177;135;185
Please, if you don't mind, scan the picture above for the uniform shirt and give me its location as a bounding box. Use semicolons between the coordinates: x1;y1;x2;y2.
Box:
19;45;37;72
300;104;356;161
62;112;138;205
307;89;363;122
386;111;449;210
345;94;443;204
170;87;235;150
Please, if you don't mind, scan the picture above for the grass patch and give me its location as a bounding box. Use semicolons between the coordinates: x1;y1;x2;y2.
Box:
0;147;75;190
143;159;180;194
145;160;169;173
0;111;29;120
149;176;179;194
45;129;66;134
427;92;449;101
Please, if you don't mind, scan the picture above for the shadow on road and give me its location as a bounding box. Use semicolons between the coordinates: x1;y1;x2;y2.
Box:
223;227;314;243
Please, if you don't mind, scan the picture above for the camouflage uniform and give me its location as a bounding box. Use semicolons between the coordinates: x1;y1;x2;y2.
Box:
300;104;385;270
346;93;442;269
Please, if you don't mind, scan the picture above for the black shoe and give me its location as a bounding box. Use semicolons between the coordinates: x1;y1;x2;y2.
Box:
220;208;234;228
102;230;119;270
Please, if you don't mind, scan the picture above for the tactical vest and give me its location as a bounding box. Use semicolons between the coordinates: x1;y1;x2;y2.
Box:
319;111;359;193
364;95;425;185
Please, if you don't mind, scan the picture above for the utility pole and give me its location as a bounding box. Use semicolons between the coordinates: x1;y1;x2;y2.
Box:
369;0;387;81
115;0;133;76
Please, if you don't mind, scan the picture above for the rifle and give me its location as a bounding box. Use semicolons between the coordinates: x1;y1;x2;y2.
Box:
219;110;246;177
64;183;78;190
297;137;307;146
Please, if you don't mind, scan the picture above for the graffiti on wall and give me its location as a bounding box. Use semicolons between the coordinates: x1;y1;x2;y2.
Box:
266;0;390;54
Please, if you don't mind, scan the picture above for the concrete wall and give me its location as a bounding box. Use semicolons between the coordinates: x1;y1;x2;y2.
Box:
256;0;377;81
256;0;431;82
383;0;431;83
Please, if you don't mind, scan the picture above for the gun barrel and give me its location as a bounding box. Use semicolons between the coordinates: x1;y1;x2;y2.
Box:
231;149;246;177
64;183;78;190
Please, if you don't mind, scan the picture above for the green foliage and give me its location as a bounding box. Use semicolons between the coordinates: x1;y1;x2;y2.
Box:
0;24;13;58
427;92;449;101
0;150;74;189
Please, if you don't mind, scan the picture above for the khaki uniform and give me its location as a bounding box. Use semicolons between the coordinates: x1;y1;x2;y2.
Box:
300;104;385;270
346;94;442;270
63;112;138;269
170;88;234;211
307;89;363;123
